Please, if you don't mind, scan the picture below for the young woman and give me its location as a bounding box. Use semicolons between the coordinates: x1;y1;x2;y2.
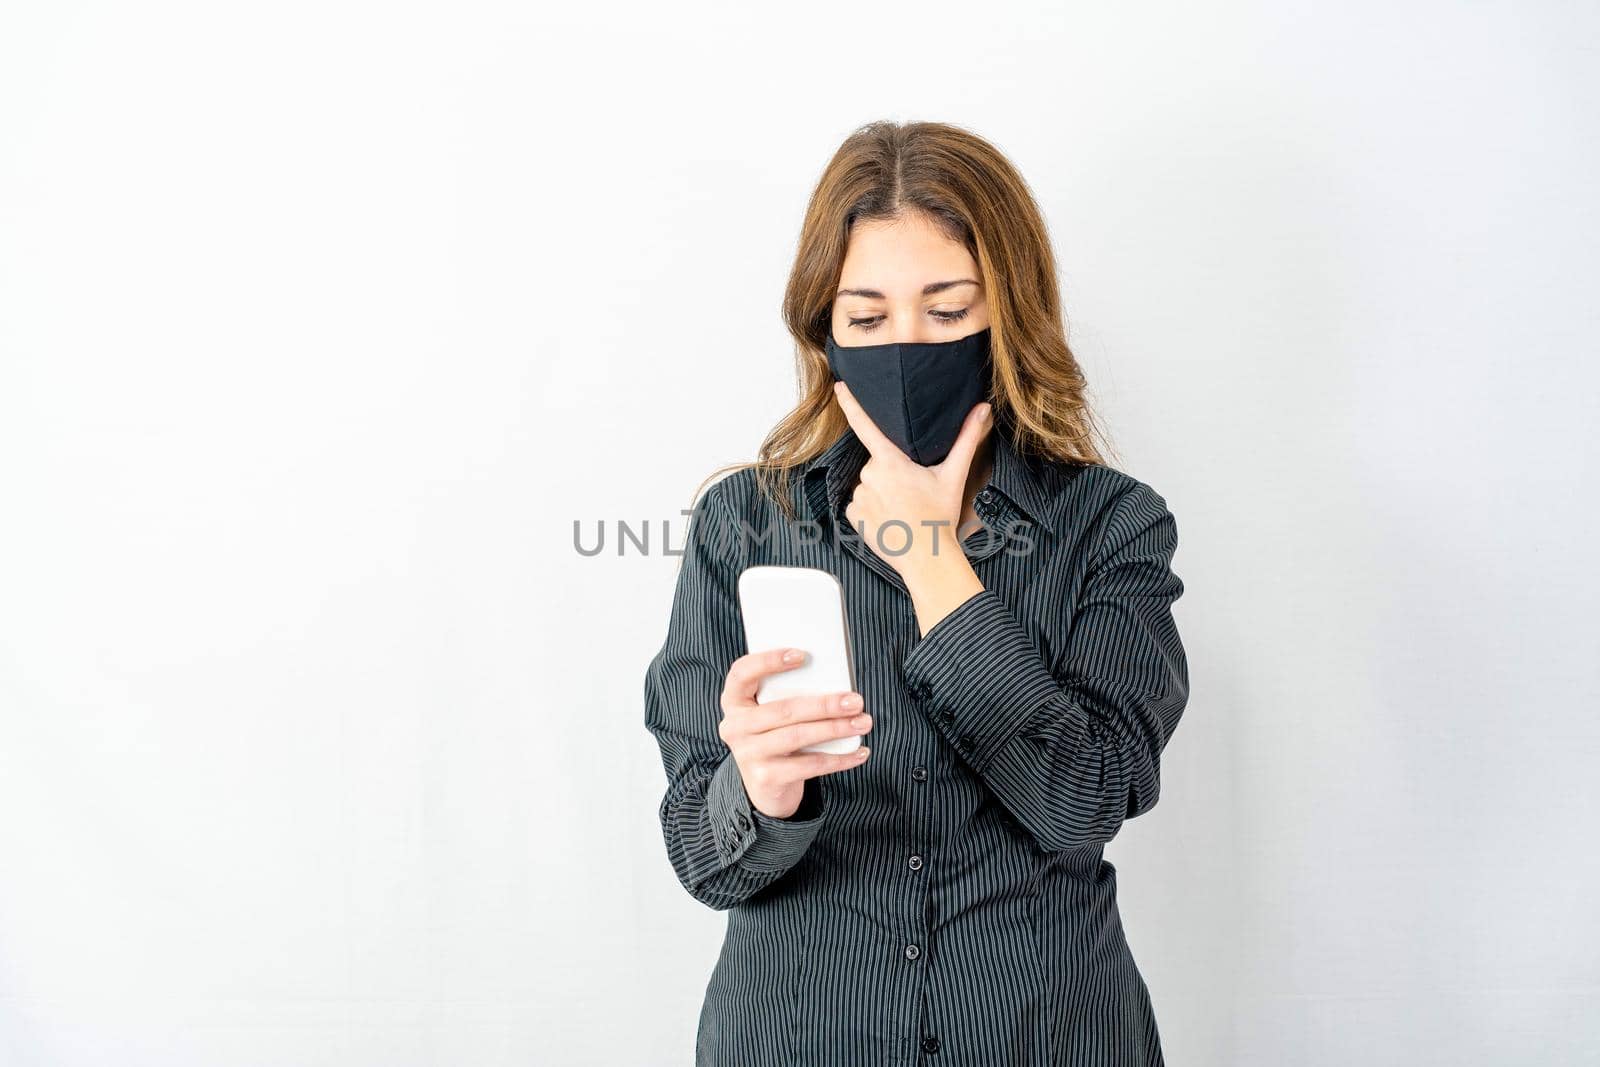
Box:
644;120;1190;1067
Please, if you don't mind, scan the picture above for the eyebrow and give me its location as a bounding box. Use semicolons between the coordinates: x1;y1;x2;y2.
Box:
835;279;979;299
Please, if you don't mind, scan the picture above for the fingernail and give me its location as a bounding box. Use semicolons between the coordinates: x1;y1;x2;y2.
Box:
783;649;804;664
840;693;862;710
855;747;870;759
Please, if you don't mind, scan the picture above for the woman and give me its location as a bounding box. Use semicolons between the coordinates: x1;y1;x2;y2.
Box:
643;120;1190;1067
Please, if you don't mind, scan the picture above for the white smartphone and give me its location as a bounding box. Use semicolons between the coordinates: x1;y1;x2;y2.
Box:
736;565;861;756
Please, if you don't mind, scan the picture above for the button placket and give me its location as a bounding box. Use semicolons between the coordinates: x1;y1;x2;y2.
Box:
904;644;938;1058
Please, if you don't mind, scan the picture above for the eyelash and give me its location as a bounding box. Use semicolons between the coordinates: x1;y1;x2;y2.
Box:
848;308;969;332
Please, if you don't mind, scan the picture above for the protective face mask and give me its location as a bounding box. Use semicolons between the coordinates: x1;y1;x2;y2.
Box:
824;325;993;465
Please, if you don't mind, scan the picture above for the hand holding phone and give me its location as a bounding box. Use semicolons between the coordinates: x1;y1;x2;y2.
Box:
717;566;870;820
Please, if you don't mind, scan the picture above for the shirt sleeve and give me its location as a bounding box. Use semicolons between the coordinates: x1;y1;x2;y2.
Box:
900;481;1189;853
643;478;831;911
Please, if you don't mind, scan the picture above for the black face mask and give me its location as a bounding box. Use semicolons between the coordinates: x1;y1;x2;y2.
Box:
824;325;993;465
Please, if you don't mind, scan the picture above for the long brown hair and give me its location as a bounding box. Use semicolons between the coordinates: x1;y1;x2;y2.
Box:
693;119;1115;519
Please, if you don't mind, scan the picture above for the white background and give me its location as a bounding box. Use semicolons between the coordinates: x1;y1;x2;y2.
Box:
2;2;1597;1064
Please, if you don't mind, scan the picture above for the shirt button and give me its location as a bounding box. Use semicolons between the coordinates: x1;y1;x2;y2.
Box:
734;813;750;831
911;766;928;782
976;488;995;505
910;681;931;701
955;735;973;752
922;1036;941;1054
937;709;955;727
908;855;923;871
904;943;921;961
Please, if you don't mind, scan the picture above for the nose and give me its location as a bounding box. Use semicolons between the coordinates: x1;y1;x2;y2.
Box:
885;317;944;345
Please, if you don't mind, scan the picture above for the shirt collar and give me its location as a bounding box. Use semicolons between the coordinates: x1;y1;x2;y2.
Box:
802;422;1052;531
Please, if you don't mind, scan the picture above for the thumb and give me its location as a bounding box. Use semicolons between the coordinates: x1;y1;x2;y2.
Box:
935;402;993;484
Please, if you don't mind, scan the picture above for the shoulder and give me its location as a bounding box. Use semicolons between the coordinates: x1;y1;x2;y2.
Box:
1032;459;1175;536
1025;459;1179;569
695;463;793;524
687;464;794;561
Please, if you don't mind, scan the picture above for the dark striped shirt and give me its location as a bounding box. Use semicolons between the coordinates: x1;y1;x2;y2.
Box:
643;423;1190;1066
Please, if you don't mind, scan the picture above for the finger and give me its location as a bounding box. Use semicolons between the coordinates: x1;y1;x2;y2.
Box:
934;401;993;484
739;745;872;799
722;647;807;707
833;380;909;464
742;690;863;737
776;745;872;781
746;710;873;760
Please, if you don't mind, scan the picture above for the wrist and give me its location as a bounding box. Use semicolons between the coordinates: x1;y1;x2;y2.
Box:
904;554;984;636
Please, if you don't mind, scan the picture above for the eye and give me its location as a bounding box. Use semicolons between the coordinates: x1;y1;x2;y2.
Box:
846;308;971;333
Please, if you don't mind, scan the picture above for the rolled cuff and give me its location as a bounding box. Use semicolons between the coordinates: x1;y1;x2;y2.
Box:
706;752;829;873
